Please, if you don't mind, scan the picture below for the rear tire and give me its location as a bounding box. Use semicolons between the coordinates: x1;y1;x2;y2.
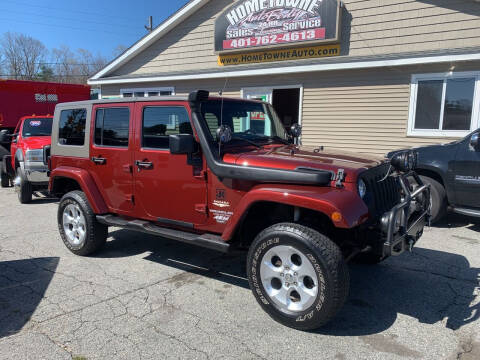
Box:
16;167;32;203
419;175;446;224
247;223;349;330
1;170;9;188
58;190;107;256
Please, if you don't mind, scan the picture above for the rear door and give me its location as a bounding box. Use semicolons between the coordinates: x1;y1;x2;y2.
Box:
132;101;207;226
89;104;134;214
454;131;480;208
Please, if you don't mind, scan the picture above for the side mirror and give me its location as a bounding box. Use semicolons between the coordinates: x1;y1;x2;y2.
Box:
216;125;232;144
470;133;479;151
290;123;302;138
169;134;196;154
0;130;9;143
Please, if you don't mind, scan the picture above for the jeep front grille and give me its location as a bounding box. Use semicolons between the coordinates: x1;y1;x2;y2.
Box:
360;163;400;218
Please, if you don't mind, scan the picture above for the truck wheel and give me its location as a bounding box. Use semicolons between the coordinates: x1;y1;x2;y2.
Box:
1;170;9;188
58;190;107;256
419;175;447;224
15;167;32;203
247;223;349;330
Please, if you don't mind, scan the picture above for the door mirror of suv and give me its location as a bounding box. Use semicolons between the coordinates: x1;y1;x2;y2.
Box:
470;133;479;151
169;134;196;154
216;125;232;144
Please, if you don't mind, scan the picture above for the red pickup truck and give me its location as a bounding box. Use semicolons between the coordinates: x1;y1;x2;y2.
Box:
1;115;52;202
0;80;90;202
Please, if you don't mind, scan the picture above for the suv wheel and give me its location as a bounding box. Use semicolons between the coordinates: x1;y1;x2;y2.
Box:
58;190;108;256
247;223;349;330
1;169;10;188
15;167;32;203
419;175;446;224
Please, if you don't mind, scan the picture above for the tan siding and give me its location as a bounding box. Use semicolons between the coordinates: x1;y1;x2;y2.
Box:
112;0;480;77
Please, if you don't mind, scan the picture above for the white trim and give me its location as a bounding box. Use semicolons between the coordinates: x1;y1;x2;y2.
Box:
120;87;175;98
88;52;480;86
407;71;480;137
90;0;211;80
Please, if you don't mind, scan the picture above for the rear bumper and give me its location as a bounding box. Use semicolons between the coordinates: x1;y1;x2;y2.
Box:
380;172;431;257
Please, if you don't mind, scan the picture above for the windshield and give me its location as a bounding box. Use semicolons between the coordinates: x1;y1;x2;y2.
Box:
22;118;53;138
200;100;288;144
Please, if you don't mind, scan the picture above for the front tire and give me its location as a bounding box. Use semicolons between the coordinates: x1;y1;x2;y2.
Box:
15;167;32;203
247;223;349;330
419;175;446;224
58;190;107;256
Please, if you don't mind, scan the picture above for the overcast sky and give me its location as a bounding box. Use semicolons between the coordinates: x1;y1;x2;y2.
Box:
0;0;189;60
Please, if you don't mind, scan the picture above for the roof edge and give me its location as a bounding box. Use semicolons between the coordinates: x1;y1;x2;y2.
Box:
89;0;211;81
88;52;480;86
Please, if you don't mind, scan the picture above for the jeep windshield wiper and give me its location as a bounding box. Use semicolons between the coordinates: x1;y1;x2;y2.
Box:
231;136;262;148
267;136;290;145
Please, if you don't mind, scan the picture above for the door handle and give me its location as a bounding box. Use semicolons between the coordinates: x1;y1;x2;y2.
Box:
91;157;106;165
135;160;153;171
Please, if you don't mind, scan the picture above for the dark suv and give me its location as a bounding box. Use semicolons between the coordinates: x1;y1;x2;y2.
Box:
390;129;480;223
47;91;430;330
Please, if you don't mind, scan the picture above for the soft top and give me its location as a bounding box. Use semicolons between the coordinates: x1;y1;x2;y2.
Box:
55;95;268;108
55;95;190;108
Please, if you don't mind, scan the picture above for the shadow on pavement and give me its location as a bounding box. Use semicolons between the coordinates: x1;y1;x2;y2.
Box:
0;257;59;338
101;229;479;335
433;213;480;232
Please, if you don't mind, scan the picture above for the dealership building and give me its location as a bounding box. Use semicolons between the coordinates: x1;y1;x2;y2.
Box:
89;0;480;156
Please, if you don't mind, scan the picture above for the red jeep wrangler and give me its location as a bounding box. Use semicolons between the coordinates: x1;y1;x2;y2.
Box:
48;91;430;330
1;115;52;203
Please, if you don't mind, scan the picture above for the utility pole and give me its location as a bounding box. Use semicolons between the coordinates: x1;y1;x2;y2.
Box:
145;16;153;32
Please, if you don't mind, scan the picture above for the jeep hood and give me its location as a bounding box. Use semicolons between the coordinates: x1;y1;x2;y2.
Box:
20;136;51;150
223;145;385;183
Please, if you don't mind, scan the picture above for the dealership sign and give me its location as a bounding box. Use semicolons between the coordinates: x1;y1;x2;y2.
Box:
214;0;341;53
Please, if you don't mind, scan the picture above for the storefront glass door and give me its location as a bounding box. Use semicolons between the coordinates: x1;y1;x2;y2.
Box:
242;89;273;136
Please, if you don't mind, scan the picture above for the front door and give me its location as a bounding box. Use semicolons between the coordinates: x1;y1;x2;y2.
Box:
132;102;207;226
454;131;480;208
89;104;134;214
243;89;273;136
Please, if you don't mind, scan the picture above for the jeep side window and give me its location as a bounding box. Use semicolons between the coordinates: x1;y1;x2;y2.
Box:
95;108;130;147
142;106;192;149
58;108;87;146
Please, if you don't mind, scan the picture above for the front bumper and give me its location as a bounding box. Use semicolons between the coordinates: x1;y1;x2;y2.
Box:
380;172;431;257
23;161;49;184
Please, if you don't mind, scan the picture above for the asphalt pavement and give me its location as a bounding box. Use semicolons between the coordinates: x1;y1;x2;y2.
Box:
0;187;479;359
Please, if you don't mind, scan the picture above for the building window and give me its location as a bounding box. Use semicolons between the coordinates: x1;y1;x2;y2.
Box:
95;108;130;147
408;72;480;137
120;87;175;98
58;109;87;146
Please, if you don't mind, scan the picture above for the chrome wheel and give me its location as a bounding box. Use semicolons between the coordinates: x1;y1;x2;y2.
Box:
62;204;87;249
259;245;319;313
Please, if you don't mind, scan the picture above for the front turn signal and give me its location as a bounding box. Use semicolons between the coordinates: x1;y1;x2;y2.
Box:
331;212;343;223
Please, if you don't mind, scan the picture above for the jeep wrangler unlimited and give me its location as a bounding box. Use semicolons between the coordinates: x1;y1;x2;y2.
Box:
1;115;52;203
48;91;430;330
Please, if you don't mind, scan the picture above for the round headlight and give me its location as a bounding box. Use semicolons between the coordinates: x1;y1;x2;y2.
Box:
391;150;416;172
358;179;367;199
